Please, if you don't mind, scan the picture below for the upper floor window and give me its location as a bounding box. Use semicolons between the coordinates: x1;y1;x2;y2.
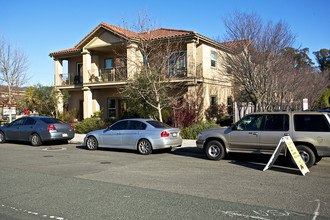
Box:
211;51;216;68
105;59;113;69
211;96;217;105
169;51;187;77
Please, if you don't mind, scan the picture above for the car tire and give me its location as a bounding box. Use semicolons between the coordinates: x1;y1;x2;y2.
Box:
205;140;225;160
86;136;98;150
137;139;152;155
0;131;6;143
31;133;42;146
291;145;316;168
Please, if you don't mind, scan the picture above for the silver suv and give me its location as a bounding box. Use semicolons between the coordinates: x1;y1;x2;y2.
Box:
196;112;330;167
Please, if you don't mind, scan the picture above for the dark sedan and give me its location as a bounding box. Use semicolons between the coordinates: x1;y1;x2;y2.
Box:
0;116;75;146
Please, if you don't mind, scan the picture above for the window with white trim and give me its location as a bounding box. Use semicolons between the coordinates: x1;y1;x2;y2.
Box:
211;51;216;68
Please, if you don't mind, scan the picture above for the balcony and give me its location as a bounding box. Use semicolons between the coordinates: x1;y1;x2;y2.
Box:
60;73;82;86
88;68;127;83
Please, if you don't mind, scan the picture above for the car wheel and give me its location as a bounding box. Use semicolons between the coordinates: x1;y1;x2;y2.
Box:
291;145;316;168
0;131;6;143
137;139;152;155
31;133;42;146
205;140;225;160
86;136;98;150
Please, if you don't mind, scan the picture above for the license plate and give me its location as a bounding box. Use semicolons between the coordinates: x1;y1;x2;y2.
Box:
62;133;68;137
172;133;177;137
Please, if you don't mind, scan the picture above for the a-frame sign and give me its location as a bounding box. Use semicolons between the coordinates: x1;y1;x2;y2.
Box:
263;136;310;176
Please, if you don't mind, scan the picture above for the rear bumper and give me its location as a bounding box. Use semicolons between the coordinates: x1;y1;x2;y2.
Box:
45;131;75;141
152;138;182;150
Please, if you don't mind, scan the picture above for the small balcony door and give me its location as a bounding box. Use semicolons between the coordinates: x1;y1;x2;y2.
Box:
75;63;83;84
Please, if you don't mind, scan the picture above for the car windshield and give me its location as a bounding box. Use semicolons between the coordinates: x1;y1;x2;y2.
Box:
40;118;64;124
147;120;171;129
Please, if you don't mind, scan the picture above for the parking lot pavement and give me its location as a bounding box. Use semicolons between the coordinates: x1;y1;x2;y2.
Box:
1;142;329;219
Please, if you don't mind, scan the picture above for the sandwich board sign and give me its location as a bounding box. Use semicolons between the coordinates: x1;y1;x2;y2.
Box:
263;136;310;176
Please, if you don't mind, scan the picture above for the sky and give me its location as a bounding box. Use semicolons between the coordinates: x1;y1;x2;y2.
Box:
0;0;329;87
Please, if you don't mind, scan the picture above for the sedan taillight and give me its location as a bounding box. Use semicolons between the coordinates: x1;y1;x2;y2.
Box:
161;131;170;137
71;124;74;130
48;124;56;131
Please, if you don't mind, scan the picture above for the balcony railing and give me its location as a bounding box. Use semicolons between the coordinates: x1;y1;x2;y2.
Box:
88;68;127;83
60;73;82;86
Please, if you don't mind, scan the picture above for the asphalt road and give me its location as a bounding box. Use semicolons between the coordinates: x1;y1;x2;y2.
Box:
0;142;329;220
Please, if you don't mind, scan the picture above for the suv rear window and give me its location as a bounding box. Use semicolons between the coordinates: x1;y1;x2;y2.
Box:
294;115;330;132
147;121;171;129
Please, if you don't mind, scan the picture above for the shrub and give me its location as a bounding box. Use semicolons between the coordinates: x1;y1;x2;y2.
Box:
172;99;197;129
74;118;106;134
59;109;78;123
181;121;219;140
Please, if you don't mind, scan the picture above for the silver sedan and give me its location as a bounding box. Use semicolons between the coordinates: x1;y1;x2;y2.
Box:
84;119;182;155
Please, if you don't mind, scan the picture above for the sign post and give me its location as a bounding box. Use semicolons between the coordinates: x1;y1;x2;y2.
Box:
263;136;310;176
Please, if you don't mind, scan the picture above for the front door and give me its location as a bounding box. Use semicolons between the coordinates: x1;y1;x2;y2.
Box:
6;118;26;140
101;120;128;148
229;114;264;152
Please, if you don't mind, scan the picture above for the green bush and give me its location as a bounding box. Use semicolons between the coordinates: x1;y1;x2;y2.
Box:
181;121;219;140
74;118;107;134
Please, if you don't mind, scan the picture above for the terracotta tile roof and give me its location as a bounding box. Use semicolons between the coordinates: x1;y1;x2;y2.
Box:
100;22;139;38
49;48;81;56
50;22;246;56
140;28;196;40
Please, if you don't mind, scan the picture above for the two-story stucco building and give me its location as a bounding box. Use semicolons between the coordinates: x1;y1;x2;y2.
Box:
49;22;239;121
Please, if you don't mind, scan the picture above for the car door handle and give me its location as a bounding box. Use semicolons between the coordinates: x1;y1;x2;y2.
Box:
249;132;258;136
284;133;290;136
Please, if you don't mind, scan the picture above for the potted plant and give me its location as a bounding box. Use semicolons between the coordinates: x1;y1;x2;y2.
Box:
90;74;95;82
93;110;102;120
102;73;109;82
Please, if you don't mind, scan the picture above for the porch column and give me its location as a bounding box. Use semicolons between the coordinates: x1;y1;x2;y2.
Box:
57;91;64;116
83;87;93;119
187;40;197;78
82;49;91;83
54;59;63;86
91;53;100;79
126;43;138;79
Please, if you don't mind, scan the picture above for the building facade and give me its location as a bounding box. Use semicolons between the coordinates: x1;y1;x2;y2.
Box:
49;22;236;121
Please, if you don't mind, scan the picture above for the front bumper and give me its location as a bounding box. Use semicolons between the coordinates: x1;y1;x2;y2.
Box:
196;139;204;149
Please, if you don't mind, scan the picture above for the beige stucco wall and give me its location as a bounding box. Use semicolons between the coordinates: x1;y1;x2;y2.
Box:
85;31;121;49
91;88;121;118
68;91;83;112
188;43;232;120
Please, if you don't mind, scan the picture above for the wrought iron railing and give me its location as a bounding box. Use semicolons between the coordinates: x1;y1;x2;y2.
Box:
60;73;82;86
88;68;127;83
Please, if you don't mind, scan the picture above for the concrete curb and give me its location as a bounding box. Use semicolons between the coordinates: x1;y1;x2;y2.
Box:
69;134;197;148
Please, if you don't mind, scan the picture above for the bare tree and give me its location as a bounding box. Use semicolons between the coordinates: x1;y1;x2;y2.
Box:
271;60;328;111
0;36;28;122
120;12;187;122
220;11;296;111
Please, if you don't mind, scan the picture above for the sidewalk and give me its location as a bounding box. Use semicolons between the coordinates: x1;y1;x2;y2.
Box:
69;133;197;148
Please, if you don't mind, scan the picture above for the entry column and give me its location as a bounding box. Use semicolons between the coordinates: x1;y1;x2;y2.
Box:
83;87;93;119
